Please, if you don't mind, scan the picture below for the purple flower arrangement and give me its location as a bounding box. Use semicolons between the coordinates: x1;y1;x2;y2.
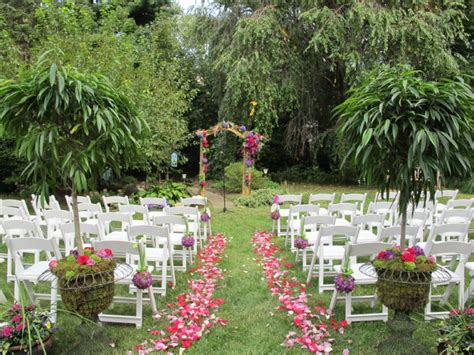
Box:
373;245;437;272
294;237;309;249
271;210;280;220
182;235;195;248
201;212;210;222
335;273;355;293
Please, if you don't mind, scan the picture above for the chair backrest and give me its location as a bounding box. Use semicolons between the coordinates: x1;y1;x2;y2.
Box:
277;194;302;205
128;225;169;246
102;195;129;212
44;209;74;223
328;203;357;216
308;193;336;205
181;197;206;207
374;191;399;202
77;203;103;218
426;223;469;243
314;225;360;251
407;210;430;226
446;199;473;210
352;214;385;229
368;201;398;213
345;241;393;261
408;200;435;212
98;212;132;233
165;206;199;218
302;215;336;228
424;241;473;273
118;204;150;223
0;206;28;220
60;222;104;241
435;189;458;200
439;209;472;224
377;225;419;245
3;219;43;238
65;195;91;210
288;204;319;218
92;240;138;256
0;199;29;215
31;194;60;212
153;215;187;234
139;197;167;210
7;237;61;264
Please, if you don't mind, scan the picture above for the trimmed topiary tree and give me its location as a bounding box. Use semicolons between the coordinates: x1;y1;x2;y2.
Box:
0;59;146;255
334;65;473;251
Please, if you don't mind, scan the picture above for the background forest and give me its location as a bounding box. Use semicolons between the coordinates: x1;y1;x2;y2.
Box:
0;0;472;195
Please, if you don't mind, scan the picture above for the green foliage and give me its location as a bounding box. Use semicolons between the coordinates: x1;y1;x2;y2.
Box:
0;60;146;199
224;162;278;193
234;188;286;208
335;65;473;246
0;15;23;78
131;181;189;204
271;164;356;185
0;138;25;192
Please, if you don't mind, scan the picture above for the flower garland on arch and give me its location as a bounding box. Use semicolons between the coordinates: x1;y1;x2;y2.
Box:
132;234;227;353
252;231;350;354
195;119;265;194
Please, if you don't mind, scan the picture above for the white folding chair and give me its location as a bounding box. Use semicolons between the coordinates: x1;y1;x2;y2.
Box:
98;212;132;242
421;223;469;246
368;201;398;226
6;237;61;323
306;225;360;293
341;193;367;215
374;191;399;203
328;203;358;227
424;240;474;319
102;195;130;213
43;209;73;242
408;200;436;227
92;239;153;329
308;193;336;216
0;199;31;220
434;189;458;217
181;196;212;237
352;214;384;243
285;204;319;250
407;210;431;243
275;194;302;236
59;222;104;252
119;204;150;225
377;225;419;247
329;242;392;323
165;206;200;249
0;206;29;238
3;220;44;282
128;225;175;291
77;202;103;225
300;215;336;271
438;208;472;225
31;194;60;225
139;197;167;220
65;195;91;211
445;199;473;210
153;215;190;272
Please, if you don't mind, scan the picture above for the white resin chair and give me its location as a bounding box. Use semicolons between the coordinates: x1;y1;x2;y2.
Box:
308;193;336;216
329;242;392;323
77;202;103;225
377;225;419;247
6;237;61;323
102;195;130;213
92;239;153;329
139;197;167;220
340;193;367;215
98;212;132;242
181;196;212;237
285;204;319;250
352;214;385;243
445;199;473;210
275;194;302;236
306;225;360;292
300;215;336;271
165;206;200;248
128;225;175;291
328;203;358;227
422;223;469;245
434;189;458;217
119;204;150;225
43;209;73;242
374;191;399;203
368;201;398;226
438;208;472;225
153;215;190;271
424;240;474;319
59;222;104;252
65;195;91;211
407;210;431;243
0;199;30;221
31;194;60;225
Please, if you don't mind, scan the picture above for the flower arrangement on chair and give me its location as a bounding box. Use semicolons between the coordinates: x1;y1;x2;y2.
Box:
270;195;280;221
334;253;355;294
0;304;57;354
132;239;153;290
182;222;196;264
49;247;116;320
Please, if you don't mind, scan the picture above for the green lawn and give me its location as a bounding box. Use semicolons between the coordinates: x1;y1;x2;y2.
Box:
0;183;472;354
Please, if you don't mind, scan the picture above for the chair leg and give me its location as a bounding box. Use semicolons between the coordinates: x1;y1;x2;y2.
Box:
345;292;352;324
318;251;324;294
136;289;143;329
50;279;58;324
329;290;338;313
161;260;167;295
306;248;317;284
170;251;176;287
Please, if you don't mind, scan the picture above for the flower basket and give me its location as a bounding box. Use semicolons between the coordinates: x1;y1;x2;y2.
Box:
375;267;432;311
50;248;116;320
7;336;54;355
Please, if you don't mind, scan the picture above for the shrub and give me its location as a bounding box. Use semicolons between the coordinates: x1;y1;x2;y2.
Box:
271;164;355;185
234;188;287;208
131;181;189;204
224;162;278;193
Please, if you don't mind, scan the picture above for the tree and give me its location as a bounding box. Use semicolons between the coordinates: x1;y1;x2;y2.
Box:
334;65;473;250
0;60;146;255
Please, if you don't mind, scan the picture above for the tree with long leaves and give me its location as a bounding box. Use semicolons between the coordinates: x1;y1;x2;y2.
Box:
0;59;146;255
334;66;473;250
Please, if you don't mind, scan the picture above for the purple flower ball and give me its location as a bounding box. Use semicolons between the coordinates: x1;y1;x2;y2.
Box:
182;235;195;248
295;237;309;250
201;212;210;222
413;245;425;257
245;159;252;167
222;121;229;129
335;274;355;293
271;211;280;220
240;125;247;132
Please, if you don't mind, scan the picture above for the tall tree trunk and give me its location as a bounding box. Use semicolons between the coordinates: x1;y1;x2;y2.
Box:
400;208;407;251
71;186;84;256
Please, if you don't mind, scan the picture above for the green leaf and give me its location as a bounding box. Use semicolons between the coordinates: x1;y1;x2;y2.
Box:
49;64;57;87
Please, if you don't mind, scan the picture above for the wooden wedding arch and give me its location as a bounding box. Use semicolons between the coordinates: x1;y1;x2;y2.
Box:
195;122;265;196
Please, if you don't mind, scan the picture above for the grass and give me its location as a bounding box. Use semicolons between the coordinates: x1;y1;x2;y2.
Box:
0;183;472;354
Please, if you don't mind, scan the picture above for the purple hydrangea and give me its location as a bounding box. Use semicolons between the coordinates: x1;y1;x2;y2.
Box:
240;125;247;132
182;235;195;248
222;121;230;129
273;195;280;204
271;211;280;220
69;249;79;259
245;159;252;167
335;274;355;293
413;245;425;257
201;212;210;222
294;237;309;250
385;250;395;260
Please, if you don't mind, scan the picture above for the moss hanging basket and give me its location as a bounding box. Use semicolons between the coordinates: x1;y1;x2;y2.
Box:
375;267;432;311
58;261;116;320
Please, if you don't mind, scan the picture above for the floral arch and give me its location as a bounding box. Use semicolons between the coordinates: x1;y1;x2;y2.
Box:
195;121;265;196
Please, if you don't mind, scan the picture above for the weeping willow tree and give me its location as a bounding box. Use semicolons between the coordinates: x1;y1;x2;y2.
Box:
0;60;146;255
187;0;470;170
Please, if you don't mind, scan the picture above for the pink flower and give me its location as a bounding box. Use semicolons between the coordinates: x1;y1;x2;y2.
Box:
15;323;23;332
77;254;90;265
11;315;22;323
2;325;13;337
427;255;436;263
86;258;96;266
402;252;415;262
49;259;58;269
